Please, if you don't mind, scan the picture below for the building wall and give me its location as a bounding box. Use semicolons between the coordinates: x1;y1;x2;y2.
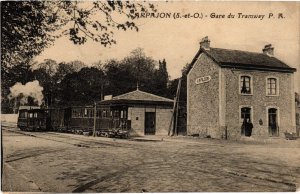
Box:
128;106;145;136
295;93;300;136
296;106;300;136
223;69;296;139
187;53;221;138
128;105;172;136
156;106;173;135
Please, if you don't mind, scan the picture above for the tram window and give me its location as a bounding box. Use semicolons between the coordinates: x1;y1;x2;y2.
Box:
96;109;101;118
86;109;94;118
84;108;88;117
19;111;26;118
102;110;107;118
114;110;119;118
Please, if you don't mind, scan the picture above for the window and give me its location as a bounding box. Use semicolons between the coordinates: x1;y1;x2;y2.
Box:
240;75;252;94
84;109;94;118
113;110;120;118
72;108;85;118
19;111;27;118
267;77;278;96
96;109;101;118
102;110;108;118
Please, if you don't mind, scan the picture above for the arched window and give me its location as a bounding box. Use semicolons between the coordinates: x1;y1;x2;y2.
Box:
240;75;252;94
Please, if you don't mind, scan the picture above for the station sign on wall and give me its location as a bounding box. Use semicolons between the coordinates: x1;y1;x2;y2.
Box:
195;76;211;84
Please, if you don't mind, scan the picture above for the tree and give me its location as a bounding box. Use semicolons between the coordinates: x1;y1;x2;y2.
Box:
102;48;172;97
59;67;105;105
1;1;156;111
31;68;53;106
1;62;35;113
35;59;58;77
104;59;134;96
53;61;84;84
1;1;157;70
154;59;169;97
104;48;162;96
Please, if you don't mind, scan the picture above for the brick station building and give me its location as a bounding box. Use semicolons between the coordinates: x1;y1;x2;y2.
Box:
187;37;297;139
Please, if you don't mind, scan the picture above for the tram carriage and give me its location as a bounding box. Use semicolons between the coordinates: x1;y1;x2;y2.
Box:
17;105;131;136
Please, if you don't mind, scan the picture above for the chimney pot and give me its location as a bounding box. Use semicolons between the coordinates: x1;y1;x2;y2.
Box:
200;36;210;50
262;44;274;56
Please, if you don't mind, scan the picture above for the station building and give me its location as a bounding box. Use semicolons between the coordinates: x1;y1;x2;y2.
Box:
98;88;174;136
187;37;297;139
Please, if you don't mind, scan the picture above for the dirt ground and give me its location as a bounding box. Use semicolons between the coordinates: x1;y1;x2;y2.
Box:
1;123;300;192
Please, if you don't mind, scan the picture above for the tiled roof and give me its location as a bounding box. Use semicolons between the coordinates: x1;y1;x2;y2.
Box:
187;47;296;74
112;89;173;102
98;89;173;106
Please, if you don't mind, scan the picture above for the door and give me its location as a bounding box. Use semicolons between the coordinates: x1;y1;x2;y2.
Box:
268;108;278;136
241;107;251;136
145;112;156;135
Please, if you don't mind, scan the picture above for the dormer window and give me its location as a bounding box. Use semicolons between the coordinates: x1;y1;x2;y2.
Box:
240;75;252;95
266;77;279;96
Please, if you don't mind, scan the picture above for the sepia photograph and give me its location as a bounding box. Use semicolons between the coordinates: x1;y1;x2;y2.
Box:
1;1;300;193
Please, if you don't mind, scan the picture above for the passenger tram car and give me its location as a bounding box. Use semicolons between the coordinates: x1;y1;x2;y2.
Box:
17;105;131;137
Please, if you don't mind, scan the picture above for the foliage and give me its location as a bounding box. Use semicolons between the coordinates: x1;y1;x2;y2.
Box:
1;2;61;71
54;60;85;84
59;67;105;105
1;1;157;70
154;59;169;97
104;48;168;97
1;48;176;111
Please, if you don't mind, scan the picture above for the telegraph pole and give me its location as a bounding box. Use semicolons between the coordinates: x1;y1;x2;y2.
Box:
168;78;181;136
93;102;97;137
174;79;181;136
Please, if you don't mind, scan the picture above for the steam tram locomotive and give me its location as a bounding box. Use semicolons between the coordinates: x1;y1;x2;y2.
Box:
18;107;49;131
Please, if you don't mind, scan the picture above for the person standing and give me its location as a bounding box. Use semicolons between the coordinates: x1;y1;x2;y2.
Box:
245;118;253;137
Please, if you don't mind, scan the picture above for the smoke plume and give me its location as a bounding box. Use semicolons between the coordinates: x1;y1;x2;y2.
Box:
8;80;44;106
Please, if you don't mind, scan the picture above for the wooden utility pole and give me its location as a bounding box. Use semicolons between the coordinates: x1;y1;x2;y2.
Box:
168;78;181;136
168;97;176;136
174;79;181;136
93;102;97;137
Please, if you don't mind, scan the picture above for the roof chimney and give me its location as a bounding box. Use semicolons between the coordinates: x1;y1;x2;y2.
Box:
200;36;210;50
262;44;274;56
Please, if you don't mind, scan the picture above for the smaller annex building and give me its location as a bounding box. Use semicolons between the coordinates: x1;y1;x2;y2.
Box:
187;37;297;139
98;88;174;136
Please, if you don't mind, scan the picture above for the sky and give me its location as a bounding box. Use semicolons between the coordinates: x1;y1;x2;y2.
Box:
34;1;300;92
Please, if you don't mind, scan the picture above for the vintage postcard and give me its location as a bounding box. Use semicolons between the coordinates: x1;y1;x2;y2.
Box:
1;1;300;193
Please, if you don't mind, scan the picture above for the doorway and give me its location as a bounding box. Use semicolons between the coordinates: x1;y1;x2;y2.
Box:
145;112;156;135
268;108;278;136
241;107;252;136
